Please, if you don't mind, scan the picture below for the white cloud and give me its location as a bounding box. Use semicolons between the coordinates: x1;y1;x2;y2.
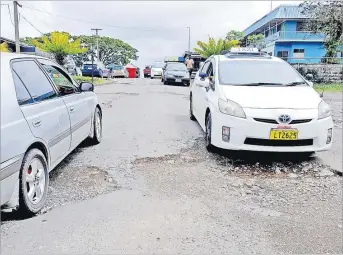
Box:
1;1;302;67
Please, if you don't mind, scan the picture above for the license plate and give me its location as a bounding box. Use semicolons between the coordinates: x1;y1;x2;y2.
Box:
269;129;298;140
175;79;182;82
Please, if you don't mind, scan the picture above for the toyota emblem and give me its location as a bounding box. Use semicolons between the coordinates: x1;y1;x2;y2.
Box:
278;114;291;124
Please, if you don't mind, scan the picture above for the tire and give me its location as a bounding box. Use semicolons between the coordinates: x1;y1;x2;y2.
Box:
19;148;49;215
163;80;168;85
151;77;153;79
189;95;196;121
205;112;215;152
90;107;102;144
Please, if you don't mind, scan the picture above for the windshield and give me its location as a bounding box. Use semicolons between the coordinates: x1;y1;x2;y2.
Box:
84;64;97;69
152;62;164;68
218;60;306;86
166;63;187;71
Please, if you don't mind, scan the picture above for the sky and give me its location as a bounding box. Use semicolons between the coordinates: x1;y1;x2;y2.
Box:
1;0;302;68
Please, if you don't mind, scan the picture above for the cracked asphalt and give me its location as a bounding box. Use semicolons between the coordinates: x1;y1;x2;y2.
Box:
1;78;342;254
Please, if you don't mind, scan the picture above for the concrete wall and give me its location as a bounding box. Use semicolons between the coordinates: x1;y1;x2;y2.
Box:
291;63;343;83
274;41;326;63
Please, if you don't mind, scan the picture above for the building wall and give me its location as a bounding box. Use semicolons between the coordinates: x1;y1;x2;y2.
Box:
274;41;326;63
284;20;297;31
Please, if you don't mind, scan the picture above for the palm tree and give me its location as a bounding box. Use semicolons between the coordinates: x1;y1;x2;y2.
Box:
0;42;10;52
194;37;239;58
33;31;87;65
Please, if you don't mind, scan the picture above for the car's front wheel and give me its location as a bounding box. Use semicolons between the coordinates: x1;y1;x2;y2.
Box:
205;112;215;152
19;148;49;215
88;107;102;145
189;95;196;121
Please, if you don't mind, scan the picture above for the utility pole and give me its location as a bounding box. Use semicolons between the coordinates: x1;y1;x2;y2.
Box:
91;28;102;61
13;1;22;53
270;1;273;11
187;27;191;52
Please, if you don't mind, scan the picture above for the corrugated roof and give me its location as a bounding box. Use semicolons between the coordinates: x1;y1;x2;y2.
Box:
243;5;309;37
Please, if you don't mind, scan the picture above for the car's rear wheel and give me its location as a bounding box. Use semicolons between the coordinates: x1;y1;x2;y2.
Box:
189;95;196;121
19;149;49;215
205;112;215;152
92;107;102;144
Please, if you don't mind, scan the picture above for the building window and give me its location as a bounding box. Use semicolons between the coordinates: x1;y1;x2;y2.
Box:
277;51;288;59
293;49;305;59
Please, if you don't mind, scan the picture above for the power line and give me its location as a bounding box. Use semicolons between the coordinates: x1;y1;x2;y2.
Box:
7;5;14;26
21;4;187;32
19;12;44;35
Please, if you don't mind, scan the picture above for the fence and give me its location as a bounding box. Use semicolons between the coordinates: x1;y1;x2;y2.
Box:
290;59;343;83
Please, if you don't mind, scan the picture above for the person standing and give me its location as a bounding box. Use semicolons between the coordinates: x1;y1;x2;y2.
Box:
185;56;194;78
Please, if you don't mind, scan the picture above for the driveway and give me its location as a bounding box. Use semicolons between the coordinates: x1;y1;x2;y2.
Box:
1;78;342;254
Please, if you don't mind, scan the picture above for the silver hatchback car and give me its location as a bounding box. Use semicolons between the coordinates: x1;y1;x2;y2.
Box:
1;53;103;215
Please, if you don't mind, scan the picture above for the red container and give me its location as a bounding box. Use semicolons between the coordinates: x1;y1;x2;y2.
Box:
126;68;136;78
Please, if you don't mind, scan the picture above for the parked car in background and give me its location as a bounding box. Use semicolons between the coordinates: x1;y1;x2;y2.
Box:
143;65;151;78
81;61;107;77
64;56;82;76
1;53;103;215
107;65;128;78
150;62;164;79
162;62;190;86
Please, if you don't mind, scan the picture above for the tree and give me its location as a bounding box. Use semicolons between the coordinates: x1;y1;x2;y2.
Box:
72;35;138;66
0;42;10;52
246;34;265;49
301;1;342;62
194;37;239;58
32;31;87;65
226;30;244;41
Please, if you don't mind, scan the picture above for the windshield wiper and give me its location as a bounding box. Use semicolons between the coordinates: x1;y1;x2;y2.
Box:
283;81;307;86
239;82;283;86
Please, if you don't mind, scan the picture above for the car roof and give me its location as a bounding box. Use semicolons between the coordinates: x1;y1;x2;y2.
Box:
216;54;284;63
0;52;53;62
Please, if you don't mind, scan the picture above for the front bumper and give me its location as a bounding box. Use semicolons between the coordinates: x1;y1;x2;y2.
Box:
165;77;190;85
151;72;162;77
210;108;333;152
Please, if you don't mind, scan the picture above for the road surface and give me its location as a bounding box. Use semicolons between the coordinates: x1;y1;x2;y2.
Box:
1;78;342;254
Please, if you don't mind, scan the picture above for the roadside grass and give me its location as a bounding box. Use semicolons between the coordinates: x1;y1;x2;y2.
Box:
72;76;111;85
314;83;342;93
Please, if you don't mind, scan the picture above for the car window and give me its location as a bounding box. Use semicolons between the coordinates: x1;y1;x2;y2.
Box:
166;63;187;71
12;60;57;103
11;71;34;106
200;61;210;74
41;64;78;96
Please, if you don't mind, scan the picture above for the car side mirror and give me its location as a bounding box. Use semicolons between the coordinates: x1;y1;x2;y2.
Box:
199;72;208;80
80;82;94;92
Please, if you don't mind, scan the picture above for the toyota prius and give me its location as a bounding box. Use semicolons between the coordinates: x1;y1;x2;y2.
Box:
189;48;333;154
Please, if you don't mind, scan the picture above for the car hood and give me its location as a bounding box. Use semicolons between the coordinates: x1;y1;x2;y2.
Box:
166;70;188;76
151;68;162;72
220;85;321;109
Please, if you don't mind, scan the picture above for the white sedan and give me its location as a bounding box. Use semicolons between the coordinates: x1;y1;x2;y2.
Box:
189;48;333;154
150;62;164;79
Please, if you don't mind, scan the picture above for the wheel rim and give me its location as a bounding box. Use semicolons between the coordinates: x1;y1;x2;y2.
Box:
95;111;102;139
206;116;211;145
26;158;46;205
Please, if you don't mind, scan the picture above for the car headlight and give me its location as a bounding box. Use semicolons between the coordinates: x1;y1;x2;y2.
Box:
218;98;246;118
318;100;331;119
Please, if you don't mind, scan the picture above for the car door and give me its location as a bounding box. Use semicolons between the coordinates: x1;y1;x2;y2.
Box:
11;59;71;166
37;59;92;150
193;61;211;126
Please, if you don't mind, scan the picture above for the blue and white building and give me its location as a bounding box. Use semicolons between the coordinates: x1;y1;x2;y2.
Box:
243;5;328;63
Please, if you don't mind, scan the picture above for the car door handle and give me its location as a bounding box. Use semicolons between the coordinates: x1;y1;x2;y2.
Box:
32;119;41;127
69;106;75;112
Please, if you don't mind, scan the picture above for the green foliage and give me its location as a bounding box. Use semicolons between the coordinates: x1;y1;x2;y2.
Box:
194;37;239;58
32;32;87;65
301;1;342;59
247;34;265;49
0;42;10;52
72;35;138;66
72;76;110;85
314;83;342;92
226;30;244;41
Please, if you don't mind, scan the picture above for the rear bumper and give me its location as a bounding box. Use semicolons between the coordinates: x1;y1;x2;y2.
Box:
82;70;101;77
